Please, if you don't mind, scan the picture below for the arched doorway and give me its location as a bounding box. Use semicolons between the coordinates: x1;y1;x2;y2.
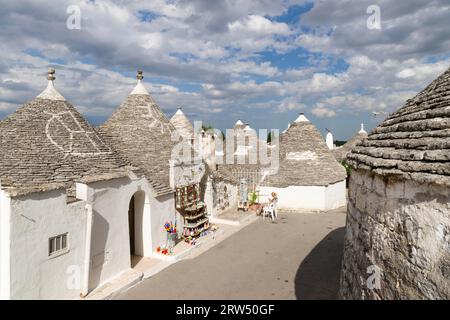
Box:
128;191;152;267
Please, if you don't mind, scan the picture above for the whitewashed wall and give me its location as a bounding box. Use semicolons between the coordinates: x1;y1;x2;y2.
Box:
149;192;178;253
4;174;176;299
8;189;86;300
259;180;346;211
324;180;347;210
86;176;176;291
0;189;11;299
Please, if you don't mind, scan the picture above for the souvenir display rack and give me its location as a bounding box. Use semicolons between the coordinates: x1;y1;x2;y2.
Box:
175;183;210;243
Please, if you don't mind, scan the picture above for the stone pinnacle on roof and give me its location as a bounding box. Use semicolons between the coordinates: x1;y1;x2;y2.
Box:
130;70;150;96
175;107;184;115
294;112;309;123
359;123;367;134
233;119;246;130
37;68;66;101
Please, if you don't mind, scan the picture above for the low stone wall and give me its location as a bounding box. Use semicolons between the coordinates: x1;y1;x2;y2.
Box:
340;169;450;299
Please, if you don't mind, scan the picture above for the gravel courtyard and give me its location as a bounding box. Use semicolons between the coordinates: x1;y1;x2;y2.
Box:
117;207;347;300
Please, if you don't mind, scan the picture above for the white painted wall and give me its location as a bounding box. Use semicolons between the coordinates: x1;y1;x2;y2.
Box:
86;176;175;291
8;189;87;300
324;180;346;210
0;189;11;299
5;173;176;299
259;180;346;211
149;192;177;253
260;185;325;210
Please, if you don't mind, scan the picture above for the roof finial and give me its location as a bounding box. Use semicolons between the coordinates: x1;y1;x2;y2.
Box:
47;68;56;81
175;106;184;115
294;112;309;123
130;70;150;95
37;67;65;101
359;123;367;134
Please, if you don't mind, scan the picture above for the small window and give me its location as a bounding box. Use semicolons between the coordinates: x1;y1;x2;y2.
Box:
49;233;69;257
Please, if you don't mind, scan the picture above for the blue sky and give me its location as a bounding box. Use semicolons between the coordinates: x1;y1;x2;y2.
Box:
0;0;449;140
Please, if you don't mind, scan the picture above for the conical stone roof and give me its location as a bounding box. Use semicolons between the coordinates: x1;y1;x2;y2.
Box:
0;68;131;196
99;71;176;196
333;124;368;162
263;113;346;187
348;67;450;186
170;108;194;138
233;119;246;130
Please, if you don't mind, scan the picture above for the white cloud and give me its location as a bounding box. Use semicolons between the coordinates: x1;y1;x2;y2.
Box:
0;0;449;138
277;100;307;112
311;106;336;118
228;15;290;35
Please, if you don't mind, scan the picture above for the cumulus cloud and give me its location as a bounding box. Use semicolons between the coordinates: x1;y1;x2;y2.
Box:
0;0;449;139
311;106;336;118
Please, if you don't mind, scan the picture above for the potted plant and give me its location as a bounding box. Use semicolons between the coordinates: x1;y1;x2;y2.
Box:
248;192;261;213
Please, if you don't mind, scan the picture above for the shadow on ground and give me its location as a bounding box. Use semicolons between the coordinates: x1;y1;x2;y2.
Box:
295;227;345;300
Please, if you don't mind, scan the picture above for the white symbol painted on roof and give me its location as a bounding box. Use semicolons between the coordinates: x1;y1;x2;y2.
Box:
45;110;111;158
137;105;173;134
286;151;317;161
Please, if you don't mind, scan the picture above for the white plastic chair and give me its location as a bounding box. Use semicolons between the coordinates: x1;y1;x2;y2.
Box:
263;199;278;221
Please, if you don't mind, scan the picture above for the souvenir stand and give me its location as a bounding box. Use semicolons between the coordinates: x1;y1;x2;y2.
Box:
176;183;210;244
172;160;209;244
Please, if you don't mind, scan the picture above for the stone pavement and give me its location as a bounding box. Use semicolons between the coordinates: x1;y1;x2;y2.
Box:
85;211;258;299
117;206;347;300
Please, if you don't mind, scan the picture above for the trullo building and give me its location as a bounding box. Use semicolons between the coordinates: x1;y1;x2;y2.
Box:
99;71;204;260
340;67;450;299
260;113;347;210
170;107;194;139
333;124;368;162
0;69;151;299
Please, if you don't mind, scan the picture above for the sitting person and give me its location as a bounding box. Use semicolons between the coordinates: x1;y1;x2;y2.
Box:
269;192;278;205
263;192;278;220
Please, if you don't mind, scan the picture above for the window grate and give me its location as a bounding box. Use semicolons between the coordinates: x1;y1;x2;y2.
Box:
49;233;69;257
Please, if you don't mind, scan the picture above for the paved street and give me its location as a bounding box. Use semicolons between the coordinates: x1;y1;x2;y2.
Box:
117;207;347;300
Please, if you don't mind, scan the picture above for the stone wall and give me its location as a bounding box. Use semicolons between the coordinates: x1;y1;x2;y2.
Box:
340;169;450;299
